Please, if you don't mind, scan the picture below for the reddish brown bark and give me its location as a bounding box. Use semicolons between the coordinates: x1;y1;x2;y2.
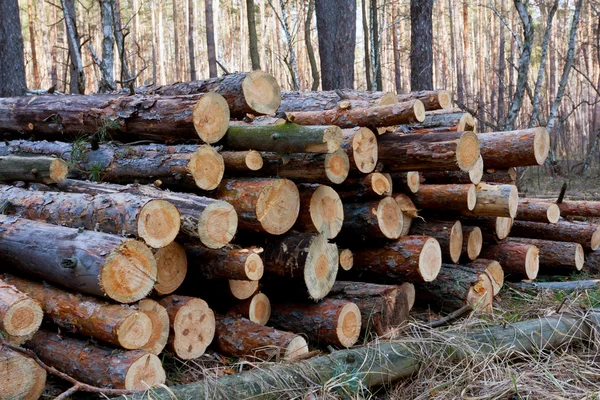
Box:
477;128;550;168
341;197;403;240
479;242;539;280
517;199;561;223
411;184;476;212
293;184;344;239
507;238;584;274
510;220;600;251
185;244;264;281
410;220;463;263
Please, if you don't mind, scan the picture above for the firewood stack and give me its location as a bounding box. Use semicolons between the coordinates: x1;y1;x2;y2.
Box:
0;70;598;396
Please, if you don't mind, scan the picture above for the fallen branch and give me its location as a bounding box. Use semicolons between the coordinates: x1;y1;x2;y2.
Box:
425;305;473;328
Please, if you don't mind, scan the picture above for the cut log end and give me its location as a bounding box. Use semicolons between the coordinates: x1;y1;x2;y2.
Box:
256;179;300;235
377;197;404;239
325;149;350;184
310;185;344;239
243;70;282;115
137;200;181;249
419;237;442;282
247;292;271;325
188;145;225;191
467;184;477;211
485;260;504;295
154;242;188;295
339;249;354;271
371;173;391;196
198;200;238;249
245;150;264;171
173;298;216;359
449;220;463;264
575;244;585;271
534;127;550;165
304;234;339;300
193;92;230;144
466;227;483;260
413;100;426;122
378;92;398;106
116;312;153;350
0;348;46;400
468;156;484;184
406;171;421;193
352;127;378;173
526;246;540;280
395;194;418;236
320;126;344;153
456;132;480;172
336;302;362;347
101;239;157;303
3;297;43;337
229;280;259;300
496;217;513;240
591;226;600;251
138;299;170;355
466;273;494;312
508;186;519;219
437;90;452;109
547;203;561;224
284;336;309;360
457;112;476;132
245;253;264;281
48;158;68;183
124;353;166;390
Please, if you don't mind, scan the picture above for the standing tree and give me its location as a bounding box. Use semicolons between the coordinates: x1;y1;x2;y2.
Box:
188;0;196;80
0;0;27;96
370;0;382;90
206;0;218;78
315;0;356;89
62;0;86;93
361;0;372;90
247;0;261;70
304;0;319;90
410;0;434;91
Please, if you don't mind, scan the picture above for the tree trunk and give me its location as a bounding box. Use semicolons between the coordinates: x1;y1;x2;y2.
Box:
26;0;40;88
188;0;196;80
26;330;165;390
172;0;180;81
246;0;260;70
137;299;170;355
462;226;483;261
507;238;584;274
410;0;434;91
390;172;421;194
305;0;319;90
62;0;85;94
403;110;474;134
397;91;452;111
341;197;403;240
0;347;46;400
548;200;600;218
0;156;68;184
293;184;344;240
478;128;550;168
362;0;372;90
278;90;397;112
0;216;156;303
0;0;27;97
510;220;600;252
481;168;517;184
112;0;132;90
205;0;217;77
462;183;518;219
185;244;264;281
463;259;504;296
222;150;264;173
153;242;188;296
479;242;539;281
410;220;463;264
411;184;477;212
97;0;116;92
517;199;561;223
226;292;271;325
0;278;42;337
370;0;382;90
336;173;391;201
419;164;483;186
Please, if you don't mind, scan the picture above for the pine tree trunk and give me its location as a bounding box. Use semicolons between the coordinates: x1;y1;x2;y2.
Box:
0;0;27;96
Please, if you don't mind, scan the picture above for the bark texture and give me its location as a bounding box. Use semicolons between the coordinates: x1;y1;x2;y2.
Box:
510;220;600;251
0;0;27;97
410;0;434;91
185;244;264;281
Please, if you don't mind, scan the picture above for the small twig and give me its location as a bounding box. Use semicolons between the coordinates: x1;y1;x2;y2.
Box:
426;305;473;328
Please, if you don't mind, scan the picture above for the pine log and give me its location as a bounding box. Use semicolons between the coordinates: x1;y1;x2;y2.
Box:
0;347;46;400
0;93;230;143
410;220;463;263
0;185;180;249
269;299;361;347
294;184;344;239
342;197;404;240
0;278;42;337
328;281;414;337
411;184;477;212
477;127;550;168
342;236;442;283
479;242;539;280
0;216;156;303
0;155;68;184
137;299;170;355
338;249;354;271
585;251;600;273
462;226;483;261
336;173;391;200
510;220;600;251
402;110;475;134
390;171;421;194
419;155;483;185
262;233;338;300
57;179;238;249
185;244;264;281
459;216;513;240
378;131;480;172
1;275;154;350
222;150;264;173
482;167;518;184
285;100;426;128
394;194;418;236
215;178;299;235
507;238;584;273
182;279;260;301
153;242;188;295
158;295;216;360
542;200;600;218
517;199;561;223
278;90;398;112
132;71;281;117
462;183;518;218
463;259;504;295
415;265;494;312
227;292;271;326
26;330;166;390
396;90;452;110
214;315;308;361
342;127;378;173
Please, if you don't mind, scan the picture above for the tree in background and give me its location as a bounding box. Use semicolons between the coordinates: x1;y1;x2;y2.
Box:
410;0;434;90
247;0;261;70
206;0;218;78
0;0;27;97
61;0;85;94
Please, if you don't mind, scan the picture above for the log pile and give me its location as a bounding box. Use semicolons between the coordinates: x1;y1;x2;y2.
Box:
0;70;598;397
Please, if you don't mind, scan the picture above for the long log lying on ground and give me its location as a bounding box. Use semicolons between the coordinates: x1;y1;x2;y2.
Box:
26;330;165;390
227;292;271;326
328;281;414;337
0;93;230;143
214;315;308;361
402;110;475;135
0;155;68;184
285;100;426;128
341;197;404;240
342;236;442;283
0;278;43;337
336;173;391;200
0;347;46;400
479;242;539;280
510;220;600;251
396;90;452;110
342;127;378;173
511;280;600;291
410;220;463;263
539;199;600;218
0;185;180;249
516;199;561;223
278;89;398;112
483;167;518;184
269;299;361;348
262;233;338;301
215;178;299;235
2;275;153;350
158;295;215;360
294;184;344;239
132;71;281;117
0;216;156;303
120;311;600;399
390;171;421;194
57;179;238;249
477;127;550;168
461;183;518;218
411;184;477;212
185;244;264;281
463;259;504;295
153;242;188;295
137;299;170;355
419;156;483;185
222;150;264;173
507;238;584;274
462;226;483;261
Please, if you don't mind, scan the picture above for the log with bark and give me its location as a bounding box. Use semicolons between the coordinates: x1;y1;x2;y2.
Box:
137;299;170;355
182;279;260;302
411;184;477;212
419;155;483;185
341;197;404;240
222;150;264;173
510;220;600;251
26;329;166;390
341;236;442;283
507;238;584;274
584;251;600;273
269;299;361;348
0;347;46;400
0;216;157;303
158;295;216;360
227;292;271;326
462;226;483;261
185;244;264;281
0;185;181;249
57;179;238;249
482;167;518;184
153;242;188;295
459;216;513;241
256;150;350;185
394;194;419;236
409;220;463;263
479;242;539;280
396;90;452;110
402;110;475;135
0;155;68;184
338;249;354;271
0;93;231;143
336;173;391;200
293;184;344;239
462;183;518;218
463;259;504;295
477;127;550;168
538;199;600;218
328;281;414;337
214;315;308;361
390;171;421;194
0;278;42;337
132;70;282;117
516;199;561;223
278;89;398;112
341;127;378;173
1;275;154;350
215;178;299;235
